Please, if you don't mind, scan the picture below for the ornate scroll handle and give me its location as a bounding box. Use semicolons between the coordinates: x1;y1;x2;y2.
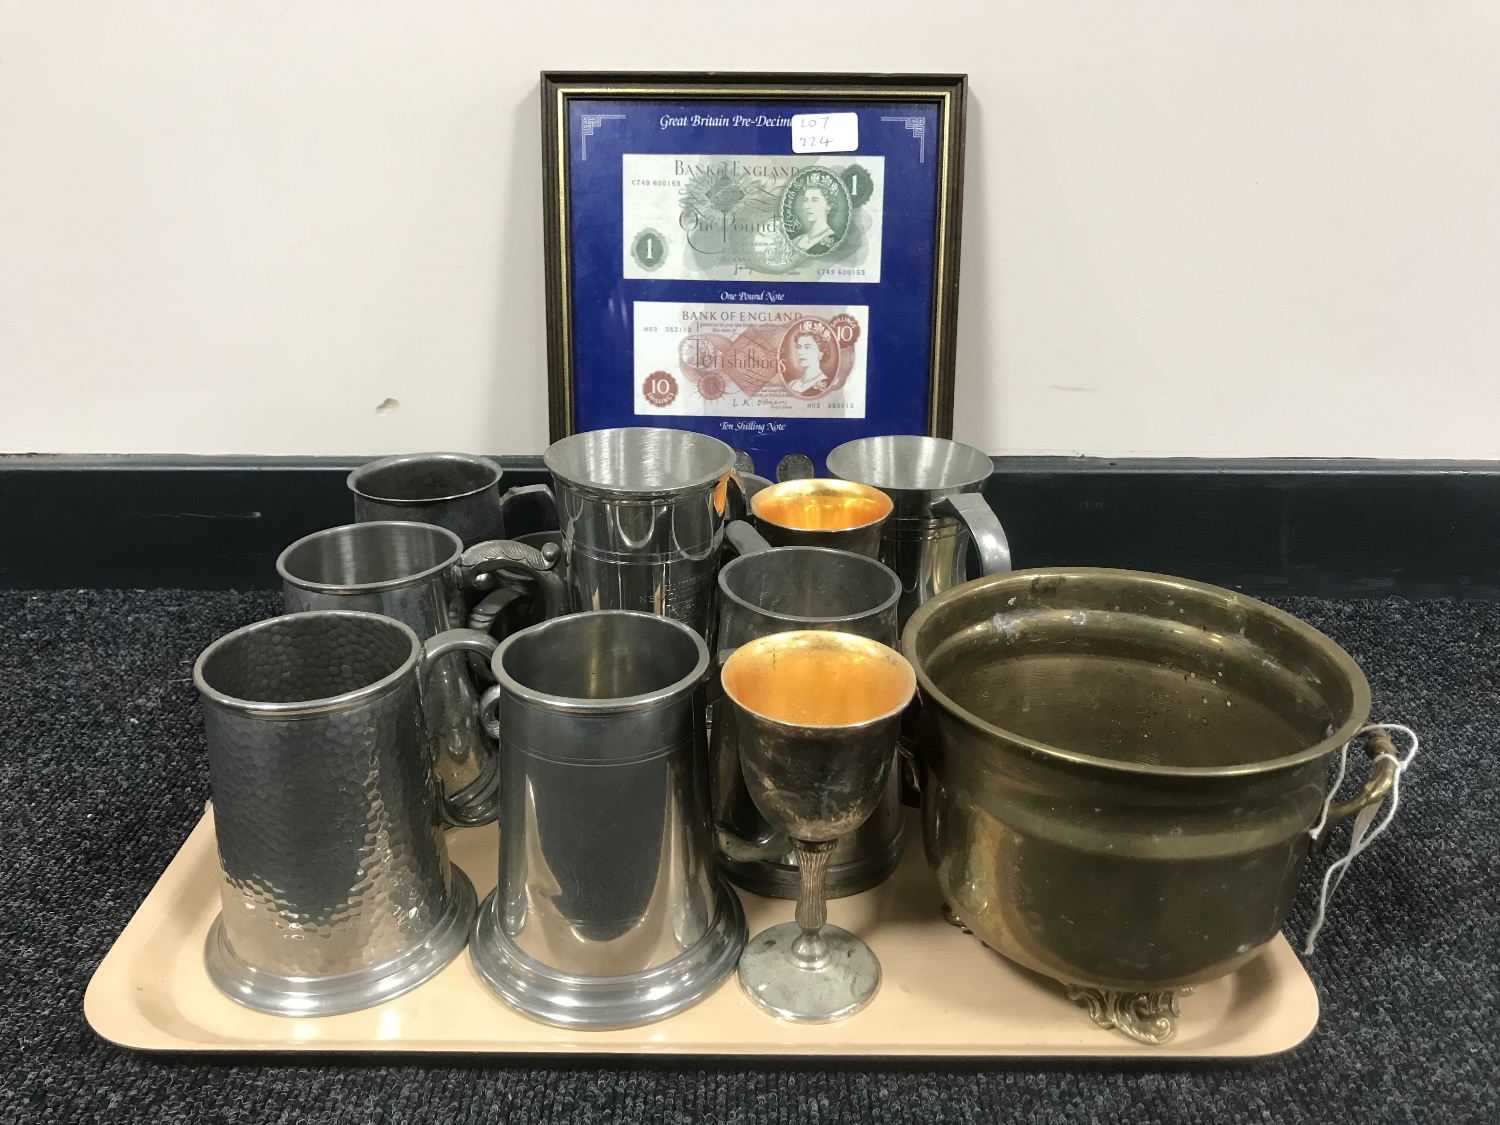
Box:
467;586;530;636
461;537;555;574
1310;727;1400;851
1066;986;1188;1046
458;539;568;620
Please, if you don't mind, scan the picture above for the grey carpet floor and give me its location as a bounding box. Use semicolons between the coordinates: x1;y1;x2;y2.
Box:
0;589;1495;1124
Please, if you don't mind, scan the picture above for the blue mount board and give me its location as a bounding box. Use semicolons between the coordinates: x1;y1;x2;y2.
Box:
565;99;941;477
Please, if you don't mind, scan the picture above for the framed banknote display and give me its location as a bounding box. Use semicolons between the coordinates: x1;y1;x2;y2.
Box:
541;72;967;477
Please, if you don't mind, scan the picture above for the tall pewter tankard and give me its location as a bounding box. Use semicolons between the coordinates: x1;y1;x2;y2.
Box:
468;610;746;1028
711;523;904;898
826;435;1012;627
543;428;739;637
278;521;564;827
348;451;556;546
194;611;494;1016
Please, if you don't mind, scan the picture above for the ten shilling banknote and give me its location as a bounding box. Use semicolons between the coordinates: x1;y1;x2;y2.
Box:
634;302;868;419
622;154;884;283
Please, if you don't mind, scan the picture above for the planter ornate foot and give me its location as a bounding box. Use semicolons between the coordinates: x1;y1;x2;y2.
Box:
1066;986;1189;1045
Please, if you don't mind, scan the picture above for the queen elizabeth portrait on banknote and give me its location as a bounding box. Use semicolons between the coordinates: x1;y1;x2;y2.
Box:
781;320;839;397
780;169;850;258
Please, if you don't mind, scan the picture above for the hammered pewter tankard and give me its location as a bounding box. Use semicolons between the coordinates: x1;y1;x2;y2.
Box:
468;610;746;1029
348;451;556;547
543;428;739;637
826;436;1012;627
278;521;565;827
749;478;893;559
711;522;904;898
194;611;494;1016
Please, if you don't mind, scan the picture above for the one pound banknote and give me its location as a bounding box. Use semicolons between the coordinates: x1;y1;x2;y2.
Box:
633;301;868;419
622;154;884;283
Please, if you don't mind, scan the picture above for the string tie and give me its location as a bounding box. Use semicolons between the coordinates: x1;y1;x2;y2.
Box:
1303;722;1419;955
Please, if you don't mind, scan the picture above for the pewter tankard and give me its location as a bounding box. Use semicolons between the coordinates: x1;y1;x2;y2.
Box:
543;428;739;637
194;611;495;1016
348;451;555;547
468;610;746;1029
827;436;1012;627
278;521;564;826
710;523;905;898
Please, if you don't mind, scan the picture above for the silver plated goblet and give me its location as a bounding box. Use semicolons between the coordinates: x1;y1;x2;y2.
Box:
719;630;916;1022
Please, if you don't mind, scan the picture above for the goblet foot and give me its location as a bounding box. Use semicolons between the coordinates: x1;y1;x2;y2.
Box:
737;921;880;1022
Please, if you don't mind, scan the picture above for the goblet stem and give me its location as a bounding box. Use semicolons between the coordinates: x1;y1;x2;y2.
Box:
791;839;837;971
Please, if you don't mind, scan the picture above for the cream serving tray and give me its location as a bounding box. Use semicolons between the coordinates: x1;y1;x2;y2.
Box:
85;808;1318;1058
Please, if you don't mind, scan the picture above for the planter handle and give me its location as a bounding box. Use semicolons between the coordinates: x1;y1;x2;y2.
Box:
1309;726;1400;850
1303;723;1419;954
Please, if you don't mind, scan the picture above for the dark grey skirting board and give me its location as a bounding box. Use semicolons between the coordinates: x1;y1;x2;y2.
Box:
3;455;1500;596
0;589;1496;1124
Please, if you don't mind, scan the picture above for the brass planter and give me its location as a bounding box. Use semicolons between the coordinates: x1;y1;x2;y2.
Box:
903;568;1397;1043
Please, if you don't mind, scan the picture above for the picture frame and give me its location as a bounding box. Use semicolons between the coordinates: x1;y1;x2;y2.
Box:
540;71;967;478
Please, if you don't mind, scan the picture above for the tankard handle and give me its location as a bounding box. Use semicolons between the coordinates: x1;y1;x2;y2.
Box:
419;629;503;828
724;519;773;558
467;586;531;636
420;628;499;681
933;493;1012;577
459;538;569;620
478;682;504;743
717;471;749;523
498;482;558;534
1309;727;1401;850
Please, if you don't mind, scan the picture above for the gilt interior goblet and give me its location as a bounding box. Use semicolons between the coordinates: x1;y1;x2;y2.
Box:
719;630;917;1022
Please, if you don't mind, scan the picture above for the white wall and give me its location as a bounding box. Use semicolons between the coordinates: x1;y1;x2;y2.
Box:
1;1;1496;457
